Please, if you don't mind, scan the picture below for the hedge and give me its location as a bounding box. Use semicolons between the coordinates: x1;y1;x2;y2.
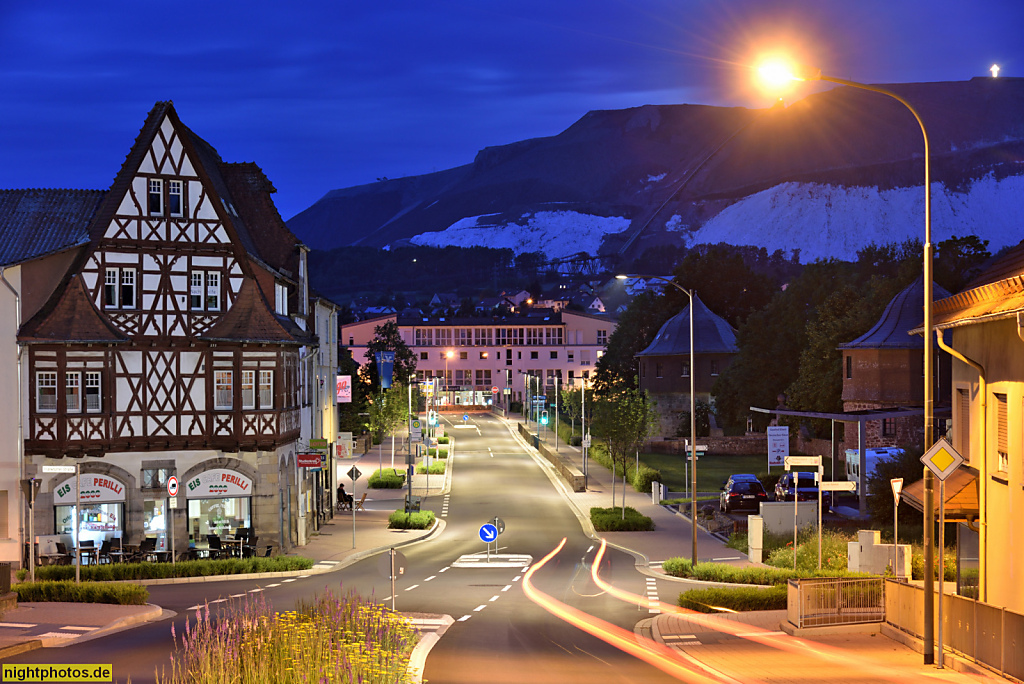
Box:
368;468;406;488
590;506;655;532
388;510;436;530
416;461;446;474
427;447;449;459
18;556;314;582
662;558;867;585
15;580;149;605
678;584;788;613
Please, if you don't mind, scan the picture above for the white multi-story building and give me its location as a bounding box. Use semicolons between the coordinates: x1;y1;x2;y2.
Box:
341;309;615;406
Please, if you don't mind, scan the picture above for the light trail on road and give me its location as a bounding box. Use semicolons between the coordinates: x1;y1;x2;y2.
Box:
588;539;990;684
522;538;748;684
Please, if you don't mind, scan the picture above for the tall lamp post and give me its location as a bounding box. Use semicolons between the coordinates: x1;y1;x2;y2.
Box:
444;349;454;407
756;60;936;665
617;274;698;564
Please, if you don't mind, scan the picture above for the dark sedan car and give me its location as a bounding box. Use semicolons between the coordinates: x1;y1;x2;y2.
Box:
720;478;769;513
774;472;830;507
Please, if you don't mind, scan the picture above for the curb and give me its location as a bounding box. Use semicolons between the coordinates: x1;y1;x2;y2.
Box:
0;639;42;659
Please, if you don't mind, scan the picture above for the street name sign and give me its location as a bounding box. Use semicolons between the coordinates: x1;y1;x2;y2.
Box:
785;455;822;468
820;481;856;492
42;465;76;474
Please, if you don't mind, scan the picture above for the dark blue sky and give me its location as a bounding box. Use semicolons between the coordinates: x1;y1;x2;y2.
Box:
2;2;1022;221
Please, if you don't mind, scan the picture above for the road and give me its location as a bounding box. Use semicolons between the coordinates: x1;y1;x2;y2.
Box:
2;414;688;683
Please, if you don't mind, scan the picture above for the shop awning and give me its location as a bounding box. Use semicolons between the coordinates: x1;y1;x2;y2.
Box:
901;467;979;522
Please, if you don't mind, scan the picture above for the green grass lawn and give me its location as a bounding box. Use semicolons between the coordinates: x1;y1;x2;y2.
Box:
640;451;835;492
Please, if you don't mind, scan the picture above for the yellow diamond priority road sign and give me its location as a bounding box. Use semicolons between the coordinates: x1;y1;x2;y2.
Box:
920;437;964;481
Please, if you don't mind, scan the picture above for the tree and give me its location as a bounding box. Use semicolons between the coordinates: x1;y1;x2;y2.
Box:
866;448;924;528
368;384;409;443
592;382;658;514
560;384;595;441
337;346;370;434
669;245;778;327
935;235;991;293
362;320;417;390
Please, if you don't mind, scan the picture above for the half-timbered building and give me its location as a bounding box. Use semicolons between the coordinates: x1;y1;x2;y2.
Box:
4;102;336;565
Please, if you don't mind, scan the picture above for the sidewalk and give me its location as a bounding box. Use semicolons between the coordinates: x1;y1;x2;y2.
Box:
0;438;448;659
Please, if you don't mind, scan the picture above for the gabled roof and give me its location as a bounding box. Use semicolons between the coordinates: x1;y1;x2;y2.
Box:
839;276;951;349
18;274;127;344
0;189;103;267
199;279;301;345
636;295;737;356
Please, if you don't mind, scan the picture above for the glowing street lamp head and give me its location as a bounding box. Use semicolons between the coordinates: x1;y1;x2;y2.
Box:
754;56;821;93
445;350;454;359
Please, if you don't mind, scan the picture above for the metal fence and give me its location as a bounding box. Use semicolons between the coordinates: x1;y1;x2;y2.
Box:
884;579;1024;681
787;577;886;628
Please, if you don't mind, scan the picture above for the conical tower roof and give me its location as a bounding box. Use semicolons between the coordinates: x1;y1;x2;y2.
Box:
839;275;951;350
637;295;737;356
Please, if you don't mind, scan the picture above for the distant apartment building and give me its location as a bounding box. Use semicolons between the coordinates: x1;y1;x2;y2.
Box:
341;309;615;404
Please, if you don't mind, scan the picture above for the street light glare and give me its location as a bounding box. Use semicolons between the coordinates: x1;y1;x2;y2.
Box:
757;59;799;87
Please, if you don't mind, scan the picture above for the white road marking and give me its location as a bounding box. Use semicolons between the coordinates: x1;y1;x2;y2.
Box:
501;584;512;592
210;598;227;604
439;567;450;573
473;604;488;612
405;584;420;591
281;579;296;583
587;545;594;553
37;632;80;639
458;615;472;622
711;557;742;561
60;626;96;632
230;593;247;598
489;595;500;602
425;575;437;582
513;575;522;582
735;631;785;637
0;622;37;628
248;588;262;593
264;583;281;588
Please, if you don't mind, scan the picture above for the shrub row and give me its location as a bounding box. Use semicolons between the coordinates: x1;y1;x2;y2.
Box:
662;558;866;585
427;447;449;459
388;510;436;530
436;436;450;445
18;556;314;582
15;580;149;605
678;584;788;613
368;468;406;489
590;507;655;532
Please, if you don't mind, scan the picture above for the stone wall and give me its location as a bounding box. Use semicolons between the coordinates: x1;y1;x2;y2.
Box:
646;435;768;456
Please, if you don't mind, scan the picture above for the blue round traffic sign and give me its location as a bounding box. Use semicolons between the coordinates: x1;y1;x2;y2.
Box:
479;523;498;543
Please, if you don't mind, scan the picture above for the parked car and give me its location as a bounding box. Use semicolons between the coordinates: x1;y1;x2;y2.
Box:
720;478;769;513
774;471;830;508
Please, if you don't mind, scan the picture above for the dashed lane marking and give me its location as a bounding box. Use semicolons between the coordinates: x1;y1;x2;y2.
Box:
473;604;487;612
501;584;512;592
489;595;500;602
425;575;437;582
457;615;472;622
265;583;281;588
405;584;420;591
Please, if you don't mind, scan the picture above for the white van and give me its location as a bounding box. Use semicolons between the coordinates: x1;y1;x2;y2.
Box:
845;447;904;492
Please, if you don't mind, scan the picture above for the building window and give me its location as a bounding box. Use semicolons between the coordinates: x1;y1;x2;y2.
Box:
710;360;720;376
475;370;491;387
191;271;221;311
65;372;81;413
846;355;852;379
459;351;468;360
957;388;971;461
882;418;896;437
550;351;558;359
597;330;608;345
104;267;136;309
480;352;488;360
567;352;574;362
681;361;690;377
214;371;233;410
275;282;289;315
996;393;1008;472
655;362;663;378
259;370;273;408
85;372;102;412
531;351;539;360
169;180;183;217
241;370;256;410
420;351;428;360
36;372;57;412
148;178;162;215
141;468;170;489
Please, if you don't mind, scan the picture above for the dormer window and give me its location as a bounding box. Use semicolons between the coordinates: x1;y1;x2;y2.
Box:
275;282;289;315
148;178;162;215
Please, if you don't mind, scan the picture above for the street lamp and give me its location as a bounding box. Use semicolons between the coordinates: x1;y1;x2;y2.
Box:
755;59;936;665
445;349;454;407
617;274;698;565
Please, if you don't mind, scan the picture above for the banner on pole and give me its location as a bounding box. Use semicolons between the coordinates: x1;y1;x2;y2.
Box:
375;352;395;389
336;375;352;403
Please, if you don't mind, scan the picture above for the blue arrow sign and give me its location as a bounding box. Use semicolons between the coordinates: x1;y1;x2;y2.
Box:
479;523;498;543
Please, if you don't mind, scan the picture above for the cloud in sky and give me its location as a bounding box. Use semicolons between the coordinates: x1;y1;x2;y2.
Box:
1;1;1022;220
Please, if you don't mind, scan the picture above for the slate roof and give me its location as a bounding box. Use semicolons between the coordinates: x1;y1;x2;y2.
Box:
18;275;127;344
200;279;303;345
0;189;103;267
221;162;302;279
839;276;952;349
636;295;737;356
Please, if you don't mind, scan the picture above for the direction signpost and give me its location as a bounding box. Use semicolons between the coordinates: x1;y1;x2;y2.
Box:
785;455;823;569
479;516;505;562
891;478;904;577
348;465;362;548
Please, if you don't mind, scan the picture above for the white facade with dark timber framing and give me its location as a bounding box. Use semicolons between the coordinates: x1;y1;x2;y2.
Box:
3;102;337;566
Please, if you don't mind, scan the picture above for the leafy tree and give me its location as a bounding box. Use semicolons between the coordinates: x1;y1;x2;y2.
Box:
669;245;778;327
866;448;925;528
362;320;417;390
560;384;595;440
675;399;712;439
592;382;658;513
935;235;991;293
337;346;370;434
368;384;410;443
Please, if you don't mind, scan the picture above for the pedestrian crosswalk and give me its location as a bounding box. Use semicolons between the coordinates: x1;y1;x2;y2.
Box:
441;494;450;517
645;576;661;614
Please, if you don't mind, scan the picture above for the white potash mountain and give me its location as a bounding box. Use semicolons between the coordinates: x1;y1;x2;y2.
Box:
288;77;1024;263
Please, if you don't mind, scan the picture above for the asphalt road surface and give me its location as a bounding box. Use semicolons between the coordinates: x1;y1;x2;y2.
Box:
3;414;686;683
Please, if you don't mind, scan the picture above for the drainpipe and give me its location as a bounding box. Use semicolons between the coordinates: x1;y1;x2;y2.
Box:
935;328;986;603
0;269;24;574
